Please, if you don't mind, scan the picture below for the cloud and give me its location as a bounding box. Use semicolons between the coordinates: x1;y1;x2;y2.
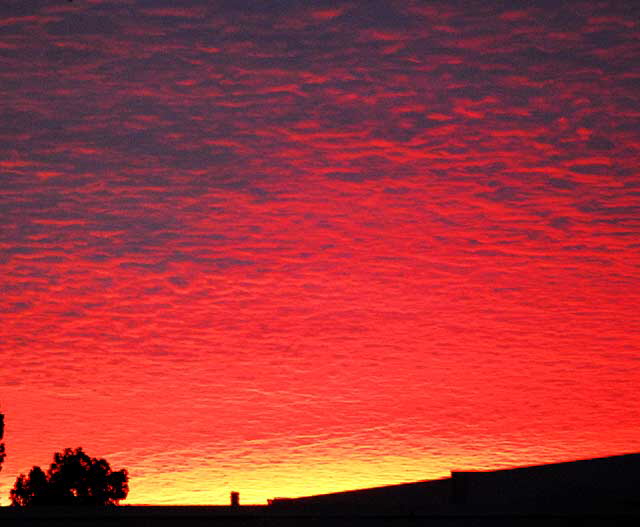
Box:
1;0;639;506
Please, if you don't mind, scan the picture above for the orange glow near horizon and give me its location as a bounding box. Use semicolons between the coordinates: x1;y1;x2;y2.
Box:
1;0;639;506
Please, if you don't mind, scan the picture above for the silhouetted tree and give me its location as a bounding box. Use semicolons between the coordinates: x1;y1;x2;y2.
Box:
0;412;5;473
10;447;128;507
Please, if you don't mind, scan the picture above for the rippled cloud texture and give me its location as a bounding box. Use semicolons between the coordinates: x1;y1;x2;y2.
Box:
1;0;639;505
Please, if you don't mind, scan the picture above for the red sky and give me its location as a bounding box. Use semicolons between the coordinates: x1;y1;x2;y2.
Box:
1;0;639;505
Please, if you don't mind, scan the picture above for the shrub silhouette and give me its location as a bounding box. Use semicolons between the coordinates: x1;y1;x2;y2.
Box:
10;447;128;507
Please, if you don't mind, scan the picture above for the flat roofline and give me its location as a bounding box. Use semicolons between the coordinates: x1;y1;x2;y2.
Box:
450;451;640;475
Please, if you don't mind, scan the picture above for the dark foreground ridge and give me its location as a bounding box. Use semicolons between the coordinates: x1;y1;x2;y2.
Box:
1;452;639;526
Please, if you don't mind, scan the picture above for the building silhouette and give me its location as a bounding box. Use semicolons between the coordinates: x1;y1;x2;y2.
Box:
269;452;640;513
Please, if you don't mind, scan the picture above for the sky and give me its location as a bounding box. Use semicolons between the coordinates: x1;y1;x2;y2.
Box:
1;0;639;506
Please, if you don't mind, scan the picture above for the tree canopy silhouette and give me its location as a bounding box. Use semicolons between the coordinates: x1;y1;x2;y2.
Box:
10;447;128;507
0;412;5;473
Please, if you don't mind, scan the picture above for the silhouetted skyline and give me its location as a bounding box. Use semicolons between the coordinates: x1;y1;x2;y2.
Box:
1;0;639;505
